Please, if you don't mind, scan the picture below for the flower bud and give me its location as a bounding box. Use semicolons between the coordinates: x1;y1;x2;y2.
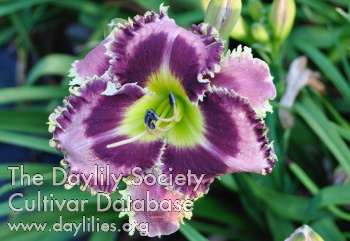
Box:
248;0;264;21
285;225;324;241
251;22;270;44
201;0;211;10
204;0;242;39
104;18;128;38
268;0;296;42
229;16;250;43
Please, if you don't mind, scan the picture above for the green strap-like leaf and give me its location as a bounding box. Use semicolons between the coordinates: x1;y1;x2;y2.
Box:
294;42;350;103
312;218;347;241
0;130;57;154
295;96;350;176
0;86;67;105
26;54;76;86
0;110;49;134
180;221;209;241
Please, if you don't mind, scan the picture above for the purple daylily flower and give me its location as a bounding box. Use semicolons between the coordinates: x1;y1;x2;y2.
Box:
48;5;277;237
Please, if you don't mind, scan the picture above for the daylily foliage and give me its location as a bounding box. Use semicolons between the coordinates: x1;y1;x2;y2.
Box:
48;5;277;237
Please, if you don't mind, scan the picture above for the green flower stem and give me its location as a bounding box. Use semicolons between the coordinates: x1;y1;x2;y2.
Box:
224;36;230;54
271;43;282;84
269;40;285;190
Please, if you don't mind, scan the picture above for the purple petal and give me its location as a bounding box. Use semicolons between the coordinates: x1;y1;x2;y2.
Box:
69;37;112;85
51;79;165;193
106;7;224;103
211;45;276;117
120;174;192;237
160;87;277;197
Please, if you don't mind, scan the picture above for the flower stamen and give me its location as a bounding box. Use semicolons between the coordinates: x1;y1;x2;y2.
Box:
106;93;182;148
106;131;148;148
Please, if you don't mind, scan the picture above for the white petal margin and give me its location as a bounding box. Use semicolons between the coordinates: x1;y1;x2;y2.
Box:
212;45;276;118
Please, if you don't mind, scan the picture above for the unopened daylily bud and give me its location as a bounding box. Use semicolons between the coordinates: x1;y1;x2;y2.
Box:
248;0;264;21
285;225;324;241
251;22;270;44
104;18;128;38
201;0;211;10
204;0;242;39
229;16;250;43
268;0;296;42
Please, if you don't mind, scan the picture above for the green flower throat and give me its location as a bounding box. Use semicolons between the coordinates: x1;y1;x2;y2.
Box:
108;68;205;147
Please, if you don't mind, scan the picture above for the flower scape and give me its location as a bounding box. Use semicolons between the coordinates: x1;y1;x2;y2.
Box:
48;5;277;237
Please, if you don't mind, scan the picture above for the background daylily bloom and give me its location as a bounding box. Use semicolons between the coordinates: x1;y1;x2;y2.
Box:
49;5;277;237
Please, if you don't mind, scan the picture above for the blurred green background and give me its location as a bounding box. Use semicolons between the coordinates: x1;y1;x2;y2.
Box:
0;0;349;240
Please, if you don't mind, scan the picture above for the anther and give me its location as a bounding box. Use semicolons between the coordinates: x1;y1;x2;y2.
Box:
106;95;182;149
148;122;156;130
169;92;176;107
144;111;152;125
148;109;158;121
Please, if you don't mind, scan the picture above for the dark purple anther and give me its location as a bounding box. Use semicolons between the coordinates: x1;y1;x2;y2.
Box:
148;109;158;121
144;110;152;124
169;92;176;106
148;122;156;130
